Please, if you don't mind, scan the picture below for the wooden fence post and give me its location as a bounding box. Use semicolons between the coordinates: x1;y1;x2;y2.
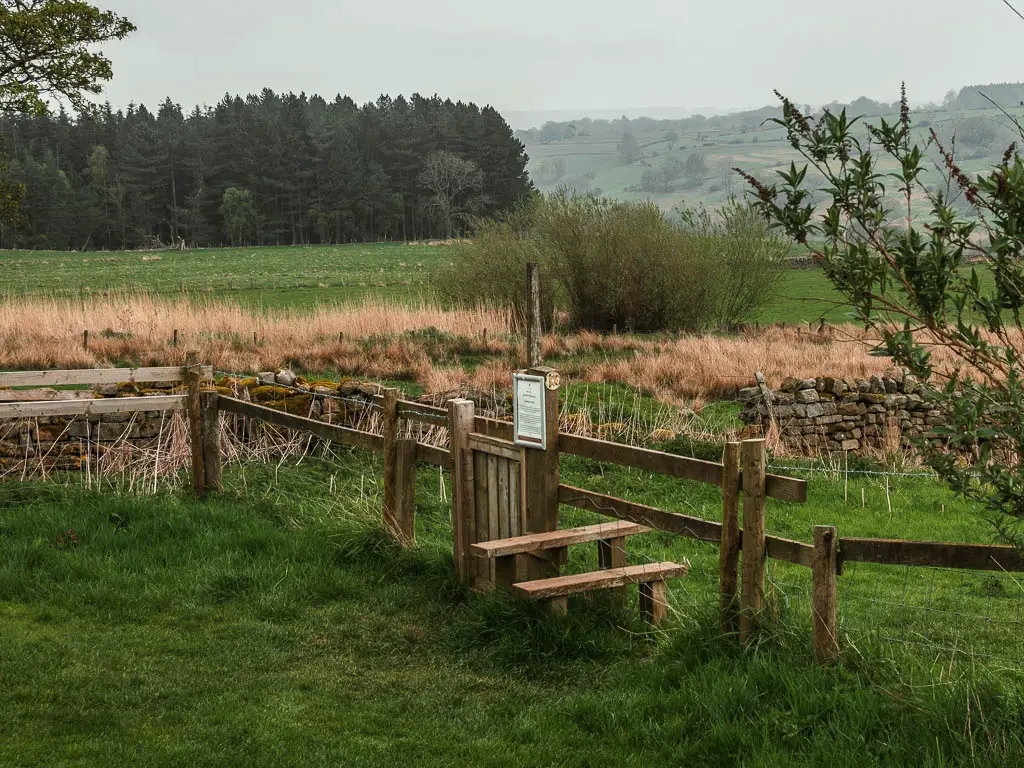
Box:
740;438;767;642
448;398;476;586
382;388;400;536
200;391;222;492
526;262;542;368
719;441;741;634
522;366;560;581
390;438;417;545
812;525;839;664
185;351;206;496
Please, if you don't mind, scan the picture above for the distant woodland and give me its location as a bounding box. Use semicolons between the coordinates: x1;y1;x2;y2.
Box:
0;91;533;250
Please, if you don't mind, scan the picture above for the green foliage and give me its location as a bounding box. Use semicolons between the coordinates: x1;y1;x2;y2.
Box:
0;0;135;116
220;187;258;246
741;87;1024;544
437;192;785;332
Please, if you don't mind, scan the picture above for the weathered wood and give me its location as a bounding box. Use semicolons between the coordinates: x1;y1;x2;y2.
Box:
0;365;210;388
522;366;560;581
396;400;449;427
559;433;724;486
474;450;491;587
448;399;476;586
764;534;814;568
526;262;542;368
468;432;521;462
487;454;500;546
471;521;650;558
390;439;417;545
0;395;186;420
382;388;400;540
558;485;723;541
597;536;628;569
509;459;521;538
185;352;205;496
598;535;628;601
511;562;688;600
558;432;805;502
414;442;451;469
839;537;1024;572
200;391;222;493
497;457;511;540
473;416;514;442
0;389;97;402
764;474;808;504
812;526;839;664
720;441;741;634
547;596;568;617
740;438;767;643
639;580;669;626
218;396;384;452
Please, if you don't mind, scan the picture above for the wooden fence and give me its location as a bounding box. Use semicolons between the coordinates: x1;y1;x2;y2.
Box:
4;358;1024;664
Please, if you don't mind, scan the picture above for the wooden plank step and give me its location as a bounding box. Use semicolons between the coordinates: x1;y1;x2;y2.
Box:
512;561;688;600
471;521;650;559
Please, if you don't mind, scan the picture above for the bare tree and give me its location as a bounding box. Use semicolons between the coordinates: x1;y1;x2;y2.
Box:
419;150;483;237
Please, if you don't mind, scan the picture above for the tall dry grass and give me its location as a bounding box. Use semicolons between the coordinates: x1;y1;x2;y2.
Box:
0;294;989;403
0;295;515;377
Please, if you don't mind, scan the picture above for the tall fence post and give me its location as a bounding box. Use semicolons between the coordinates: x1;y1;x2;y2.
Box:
812;525;839;664
185;350;206;496
200;391;222;493
448;398;476;586
382;388;400;537
522;365;560;581
719;441;741;634
740;438;767;642
391;438;417;545
526;262;542;368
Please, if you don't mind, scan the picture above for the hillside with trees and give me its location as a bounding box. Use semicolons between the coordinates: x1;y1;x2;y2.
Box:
0;92;532;250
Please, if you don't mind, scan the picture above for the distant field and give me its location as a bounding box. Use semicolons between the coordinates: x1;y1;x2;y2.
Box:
525;106;1024;213
0;243;452;308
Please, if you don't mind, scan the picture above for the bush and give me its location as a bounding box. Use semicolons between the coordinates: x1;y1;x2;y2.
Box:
434;192;786;332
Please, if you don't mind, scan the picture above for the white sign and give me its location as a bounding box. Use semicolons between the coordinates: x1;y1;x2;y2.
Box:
513;373;546;450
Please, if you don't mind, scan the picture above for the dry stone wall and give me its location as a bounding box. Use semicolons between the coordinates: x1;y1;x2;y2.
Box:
739;370;944;454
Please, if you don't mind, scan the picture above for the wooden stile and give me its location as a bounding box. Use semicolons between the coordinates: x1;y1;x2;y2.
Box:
720;442;741;634
812;525;839;664
740;439;767;643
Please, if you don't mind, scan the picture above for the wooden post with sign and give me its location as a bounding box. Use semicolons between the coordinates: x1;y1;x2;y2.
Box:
517;366;560;581
526;262;542;368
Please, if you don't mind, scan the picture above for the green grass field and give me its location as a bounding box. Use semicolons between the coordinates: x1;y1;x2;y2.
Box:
0;243;448;308
0;241;851;324
2;442;1023;766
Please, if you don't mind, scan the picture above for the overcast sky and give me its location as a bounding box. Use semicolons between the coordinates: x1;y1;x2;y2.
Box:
100;0;1024;128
